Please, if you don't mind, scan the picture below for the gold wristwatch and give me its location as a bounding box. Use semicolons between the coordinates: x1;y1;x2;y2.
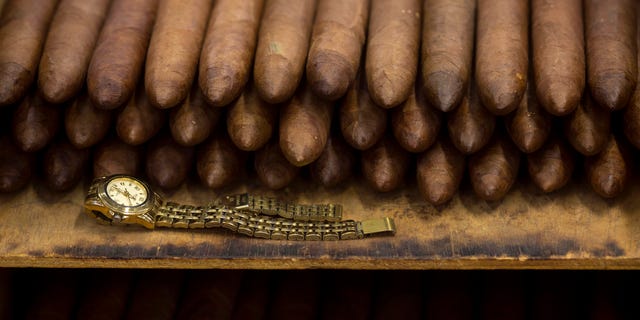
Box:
84;175;396;240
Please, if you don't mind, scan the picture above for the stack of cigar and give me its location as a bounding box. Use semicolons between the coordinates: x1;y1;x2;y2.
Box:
0;0;638;204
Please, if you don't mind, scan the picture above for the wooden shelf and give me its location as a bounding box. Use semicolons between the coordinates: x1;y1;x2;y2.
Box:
2;175;640;269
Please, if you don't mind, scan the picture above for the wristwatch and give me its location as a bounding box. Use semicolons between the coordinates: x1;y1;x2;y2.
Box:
84;174;396;240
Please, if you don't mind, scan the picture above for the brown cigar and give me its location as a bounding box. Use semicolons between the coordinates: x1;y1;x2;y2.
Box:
24;270;78;320
417;136;465;205
468;135;521;201
527;137;575;193
175;270;244;320
87;0;158;110
253;0;316;104
623;5;640;148
585;135;629;198
585;0;637;111
475;0;529;115
366;0;421;108
310;131;356;187
169;83;221;147
421;0;476;112
372;272;424;320
124;270;184;320
361;135;411;192
199;0;263;107
231;271;272;320
64;91;112;149
391;80;441;153
447;81;495;155
532;0;584;116
279;84;333;166
0;135;34;193
75;269;134;320
339;68;387;150
38;0;111;104
564;92;610;156
254;139;299;190
267;271;321;320
11;91;61;152
505;80;552;153
226;83;277;151
0;0;58;106
306;0;369;100
320;271;375;320
145;133;194;189
43;137;90;191
196;131;246;189
116;84;166;146
92;136;143;178
145;0;212;109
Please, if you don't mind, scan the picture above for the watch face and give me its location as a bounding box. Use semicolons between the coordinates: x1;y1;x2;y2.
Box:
105;176;149;208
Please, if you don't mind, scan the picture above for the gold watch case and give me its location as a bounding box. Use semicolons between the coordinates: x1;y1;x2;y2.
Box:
84;175;159;229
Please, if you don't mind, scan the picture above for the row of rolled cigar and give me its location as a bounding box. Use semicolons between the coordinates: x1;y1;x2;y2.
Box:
2;268;630;320
1;0;639;204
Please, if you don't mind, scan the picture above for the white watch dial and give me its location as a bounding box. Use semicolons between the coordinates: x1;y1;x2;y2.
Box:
106;177;148;207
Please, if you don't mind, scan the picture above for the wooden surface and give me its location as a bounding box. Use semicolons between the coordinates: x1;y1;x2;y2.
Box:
2;173;640;270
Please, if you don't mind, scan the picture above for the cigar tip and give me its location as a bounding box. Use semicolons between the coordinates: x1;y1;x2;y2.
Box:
201;66;242;107
90;79;128;110
421;184;454;205
280;139;321;167
590;75;635;111
254;57;296;104
423;72;465;112
307;52;353;100
473;176;507;201
479;82;525;115
368;73;411;108
593;175;625;198
229;129;266;151
513;132;545;154
199;167;234;189
540;87;581;116
0;62;31;106
147;82;186;109
571;138;603;156
39;79;73;104
258;165;296;190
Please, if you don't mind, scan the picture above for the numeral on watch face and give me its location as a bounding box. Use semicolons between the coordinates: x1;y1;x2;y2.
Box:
106;177;148;207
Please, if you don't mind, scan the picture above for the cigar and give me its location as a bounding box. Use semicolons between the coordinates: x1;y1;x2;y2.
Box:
199;0;264;107
306;0;369;100
527;137;575;193
75;269;134;320
447;81;495;155
564;92;610;156
43;137;90;191
0;135;34;193
175;270;244;320
361;135;411;192
468;135;521;201
0;0;58;106
279;84;333;167
417;136;465;205
231;271;272;320
505;80;552;153
64;91;112;149
254;139;300;190
391;80;442;153
116;83;167;146
585;135;629;198
310;130;356;187
339;68;387;151
226;82;277;151
196;131;246;189
145;133;194;189
11;91;61;152
169;82;221;147
124;270;184;320
372;271;424;320
92;136;143;178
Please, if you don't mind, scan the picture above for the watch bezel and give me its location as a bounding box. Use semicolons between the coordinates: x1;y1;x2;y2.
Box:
97;175;155;216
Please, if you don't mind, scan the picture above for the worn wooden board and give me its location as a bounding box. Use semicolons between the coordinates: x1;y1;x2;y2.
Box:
1;173;640;269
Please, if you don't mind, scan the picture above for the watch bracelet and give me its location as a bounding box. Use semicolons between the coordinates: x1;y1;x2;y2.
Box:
156;201;363;240
223;193;343;222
